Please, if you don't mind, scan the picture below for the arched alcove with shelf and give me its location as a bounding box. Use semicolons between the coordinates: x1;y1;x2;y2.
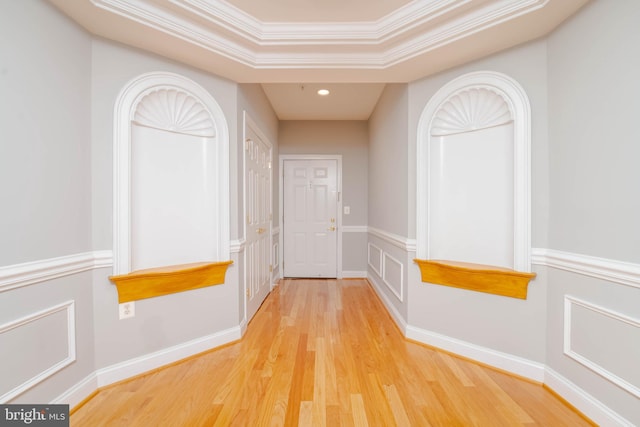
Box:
415;71;535;299
110;72;231;302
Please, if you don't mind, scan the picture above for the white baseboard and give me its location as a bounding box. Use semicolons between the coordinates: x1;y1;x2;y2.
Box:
95;325;242;387
342;270;367;278
366;273;407;334
544;368;635;427
405;324;545;382
52;372;98;408
56;325;242;406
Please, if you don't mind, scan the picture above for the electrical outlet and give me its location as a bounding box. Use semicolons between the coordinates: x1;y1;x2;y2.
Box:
344;206;350;215
119;302;135;319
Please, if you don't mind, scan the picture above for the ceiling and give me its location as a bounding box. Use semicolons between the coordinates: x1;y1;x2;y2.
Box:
47;0;588;120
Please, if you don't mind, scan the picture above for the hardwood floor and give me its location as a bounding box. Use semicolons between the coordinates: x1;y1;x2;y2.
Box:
72;279;593;426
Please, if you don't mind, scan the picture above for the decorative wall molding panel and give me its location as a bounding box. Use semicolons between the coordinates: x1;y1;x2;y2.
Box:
382;252;404;302
532;248;640;289
564;296;640;399
0;251;112;293
0;301;76;402
367;243;382;277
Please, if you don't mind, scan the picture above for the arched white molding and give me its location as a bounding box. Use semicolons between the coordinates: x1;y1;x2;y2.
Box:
416;71;532;272
431;87;513;136
133;89;216;137
113;72;230;275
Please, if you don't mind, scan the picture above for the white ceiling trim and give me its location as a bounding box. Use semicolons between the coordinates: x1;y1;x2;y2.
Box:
174;0;466;43
91;0;549;69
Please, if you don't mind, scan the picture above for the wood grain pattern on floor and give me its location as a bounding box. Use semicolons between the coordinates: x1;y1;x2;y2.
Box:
71;279;594;426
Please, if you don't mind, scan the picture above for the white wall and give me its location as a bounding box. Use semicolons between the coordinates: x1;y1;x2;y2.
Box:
0;0;96;403
279;120;369;274
545;1;640;424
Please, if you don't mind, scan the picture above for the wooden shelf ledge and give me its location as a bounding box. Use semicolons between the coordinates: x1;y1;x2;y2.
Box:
109;261;233;303
413;259;535;299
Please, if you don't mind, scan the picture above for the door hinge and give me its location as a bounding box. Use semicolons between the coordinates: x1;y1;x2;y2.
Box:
269;265;273;272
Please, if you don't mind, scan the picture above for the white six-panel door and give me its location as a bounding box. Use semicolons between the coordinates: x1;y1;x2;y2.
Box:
283;159;338;278
245;123;272;321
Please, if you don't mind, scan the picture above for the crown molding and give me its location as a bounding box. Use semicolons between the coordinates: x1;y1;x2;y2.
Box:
53;0;586;79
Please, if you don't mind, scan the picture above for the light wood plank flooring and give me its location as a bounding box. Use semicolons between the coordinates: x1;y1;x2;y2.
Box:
72;279;593;426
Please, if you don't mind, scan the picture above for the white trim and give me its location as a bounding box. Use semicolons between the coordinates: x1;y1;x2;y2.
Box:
367;243;383;278
382;252;404;302
52;372;98;408
563;296;640;399
90;0;555;72
279;154;343;279
113;72;230;275
0;251;112;293
368;226;416;252
342;225;368;233
230;239;246;253
342;271;367;278
544;368;636;427
243;111;274;324
271;226;281;235
405;324;545;382
416;71;531;272
366;275;407;335
0;301;76;402
95;325;241;387
532;248;640;289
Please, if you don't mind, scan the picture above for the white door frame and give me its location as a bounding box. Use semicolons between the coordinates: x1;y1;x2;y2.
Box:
279;154;343;279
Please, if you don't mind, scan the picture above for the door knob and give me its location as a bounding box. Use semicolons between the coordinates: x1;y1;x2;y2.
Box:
327;226;336;231
257;228;265;234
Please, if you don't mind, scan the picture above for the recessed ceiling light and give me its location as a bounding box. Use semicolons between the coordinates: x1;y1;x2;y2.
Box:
317;89;330;96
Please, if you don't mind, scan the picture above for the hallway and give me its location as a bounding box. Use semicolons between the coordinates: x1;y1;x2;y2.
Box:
71;279;592;426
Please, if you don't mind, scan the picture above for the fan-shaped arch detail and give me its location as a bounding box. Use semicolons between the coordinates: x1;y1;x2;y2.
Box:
133;89;216;137
431;88;512;136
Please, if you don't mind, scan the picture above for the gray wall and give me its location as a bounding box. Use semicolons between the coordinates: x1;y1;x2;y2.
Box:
279;120;369;273
0;0;92;264
545;1;640;424
90;38;241;369
367;84;411;322
406;39;549;362
0;0;96;403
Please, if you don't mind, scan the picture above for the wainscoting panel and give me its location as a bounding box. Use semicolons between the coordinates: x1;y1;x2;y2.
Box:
367;243;382;277
564;296;640;398
382;252;403;301
0;301;76;402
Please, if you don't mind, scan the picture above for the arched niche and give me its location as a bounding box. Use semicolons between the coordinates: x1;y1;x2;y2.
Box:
110;72;231;301
415;71;534;298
